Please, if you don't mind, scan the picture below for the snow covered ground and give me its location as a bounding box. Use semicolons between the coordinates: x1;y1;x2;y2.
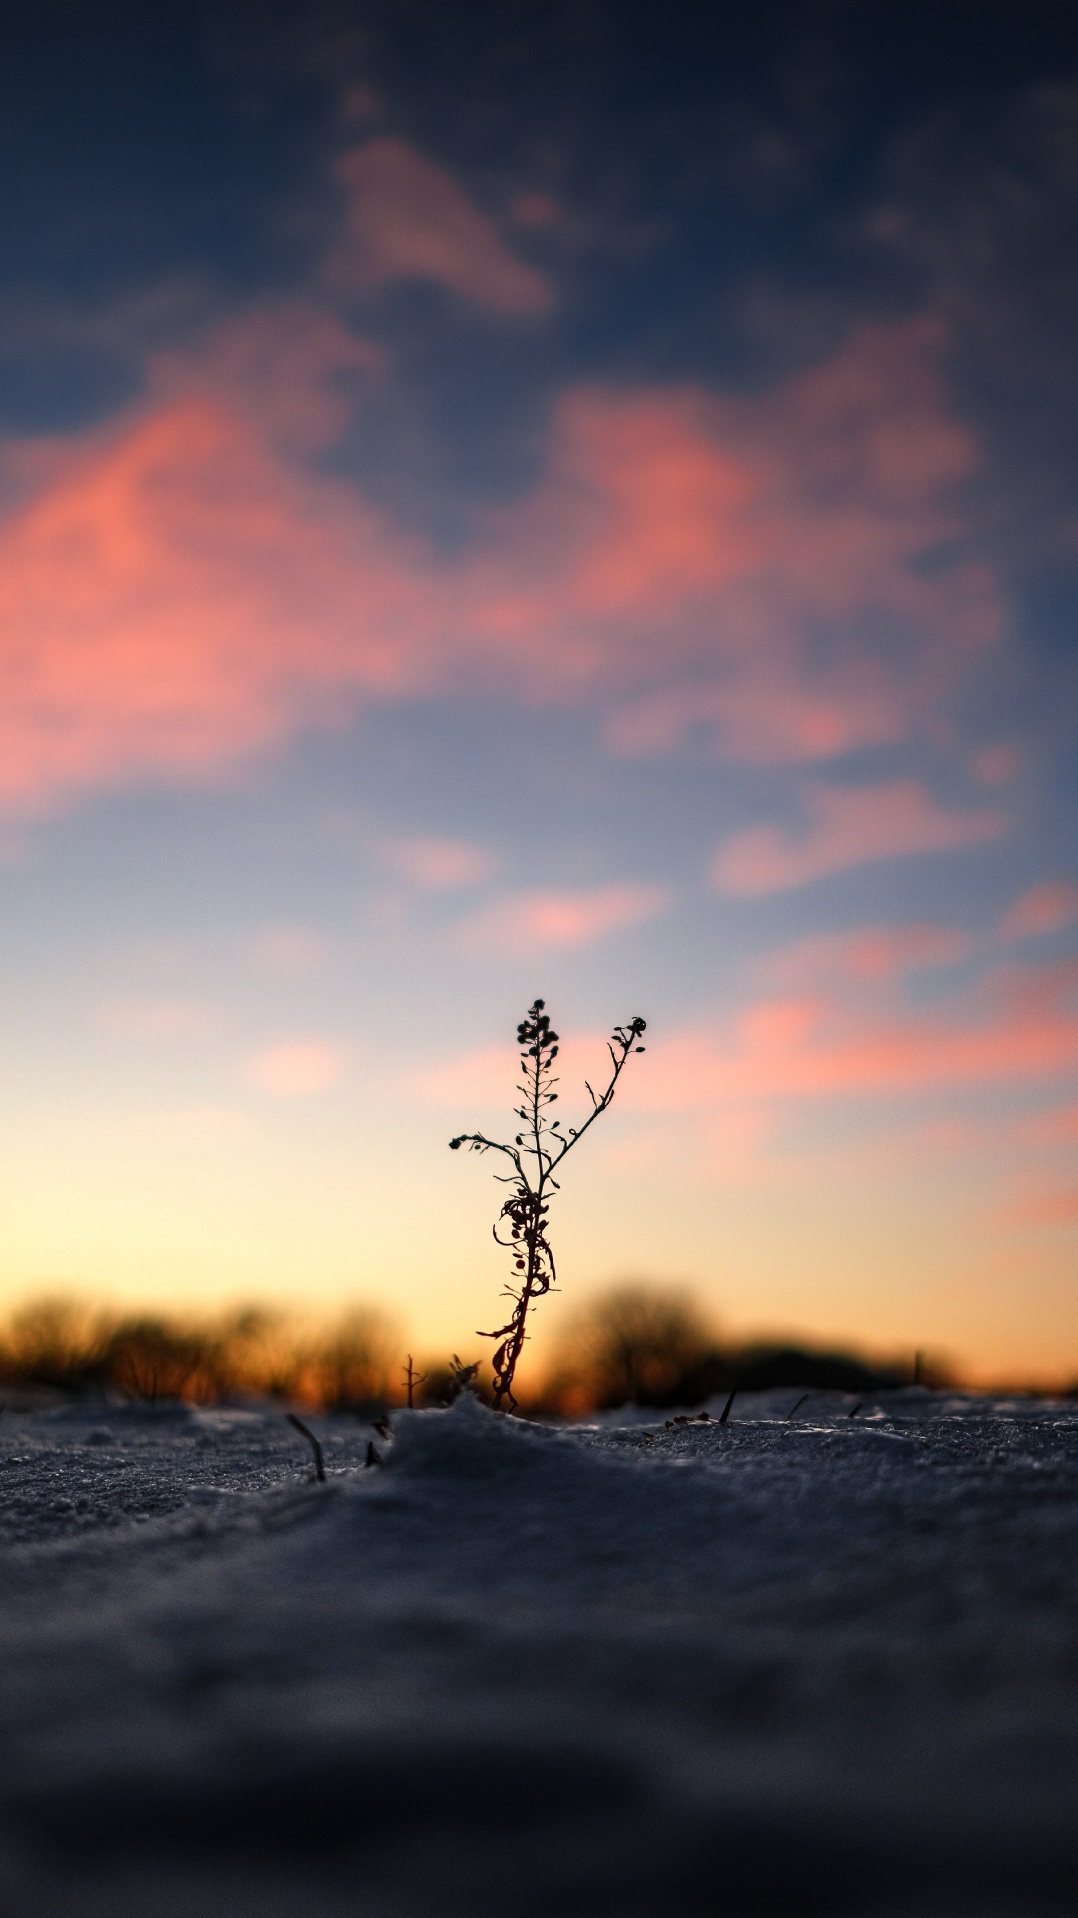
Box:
1;1388;1077;1916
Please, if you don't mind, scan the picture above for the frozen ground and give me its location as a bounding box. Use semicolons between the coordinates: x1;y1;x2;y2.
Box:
0;1389;1077;1916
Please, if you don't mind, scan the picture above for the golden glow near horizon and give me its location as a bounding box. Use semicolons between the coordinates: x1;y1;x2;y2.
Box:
0;1002;1075;1385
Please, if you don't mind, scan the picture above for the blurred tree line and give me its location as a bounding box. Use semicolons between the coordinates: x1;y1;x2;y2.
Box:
0;1297;399;1413
0;1284;929;1413
532;1284;918;1410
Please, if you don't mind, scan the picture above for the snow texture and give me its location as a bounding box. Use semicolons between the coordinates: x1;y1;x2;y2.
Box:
0;1388;1077;1915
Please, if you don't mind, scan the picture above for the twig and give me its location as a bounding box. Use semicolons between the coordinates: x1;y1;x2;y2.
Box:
286;1412;325;1482
848;1401;862;1419
449;1354;479;1400
403;1354;427;1409
718;1388;736;1424
786;1393;810;1421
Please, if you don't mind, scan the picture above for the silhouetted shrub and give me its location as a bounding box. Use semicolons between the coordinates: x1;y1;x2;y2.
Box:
100;1318;212;1402
532;1282;918;1412
727;1345;907;1394
303;1307;398;1412
0;1296;112;1392
537;1283;722;1412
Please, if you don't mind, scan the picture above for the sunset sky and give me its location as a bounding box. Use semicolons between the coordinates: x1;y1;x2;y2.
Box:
1;1;1077;1382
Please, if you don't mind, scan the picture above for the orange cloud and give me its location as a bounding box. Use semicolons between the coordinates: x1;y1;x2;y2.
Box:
0;307;1002;816
456;882;667;956
999;880;1078;940
331;139;550;314
712;780;1004;894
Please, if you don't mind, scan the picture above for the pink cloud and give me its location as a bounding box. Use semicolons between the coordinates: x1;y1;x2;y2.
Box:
972;743;1022;785
996;1186;1078;1229
413;960;1078;1167
412;1042;510;1109
248;1041;344;1097
456;882;667;956
331;139;550;314
510;192;560;229
151;303;384;453
380;836;497;891
255;925;333;975
712;780;1004;894
0;303;1004;818
999;881;1078;941
1019;1101;1078;1144
635;959;1078;1112
0;377;436;812
97;996;219;1040
583;319;1000;763
765;922;971;986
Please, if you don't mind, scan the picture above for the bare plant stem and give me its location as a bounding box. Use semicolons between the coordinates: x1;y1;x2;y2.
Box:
403;1354;426;1409
286;1412;325;1482
450;1001;646;1412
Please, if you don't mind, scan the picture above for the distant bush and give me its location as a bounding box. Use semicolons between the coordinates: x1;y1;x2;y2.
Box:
301;1307;398;1412
532;1281;918;1412
537;1283;721;1413
724;1345;907;1395
0;1297;111;1393
102;1317;215;1402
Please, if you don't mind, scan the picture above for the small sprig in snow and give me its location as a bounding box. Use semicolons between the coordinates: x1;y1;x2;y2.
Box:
450;1000;646;1411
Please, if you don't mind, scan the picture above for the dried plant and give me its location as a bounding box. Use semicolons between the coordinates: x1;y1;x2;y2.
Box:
450;1000;646;1411
402;1354;427;1408
538;1282;719;1412
286;1412;326;1482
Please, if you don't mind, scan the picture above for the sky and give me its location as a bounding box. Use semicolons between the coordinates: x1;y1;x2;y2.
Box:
1;0;1077;1383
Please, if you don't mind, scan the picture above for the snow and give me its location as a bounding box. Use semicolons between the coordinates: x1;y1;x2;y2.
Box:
1;1389;1077;1915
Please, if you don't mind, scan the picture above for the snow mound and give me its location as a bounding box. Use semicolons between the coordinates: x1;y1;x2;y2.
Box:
0;1393;1076;1915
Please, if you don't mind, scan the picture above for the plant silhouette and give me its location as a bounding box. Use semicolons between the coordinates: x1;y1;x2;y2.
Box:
450;1000;646;1410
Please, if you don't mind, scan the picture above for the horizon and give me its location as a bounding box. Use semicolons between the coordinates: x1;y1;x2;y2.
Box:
0;1281;1067;1400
